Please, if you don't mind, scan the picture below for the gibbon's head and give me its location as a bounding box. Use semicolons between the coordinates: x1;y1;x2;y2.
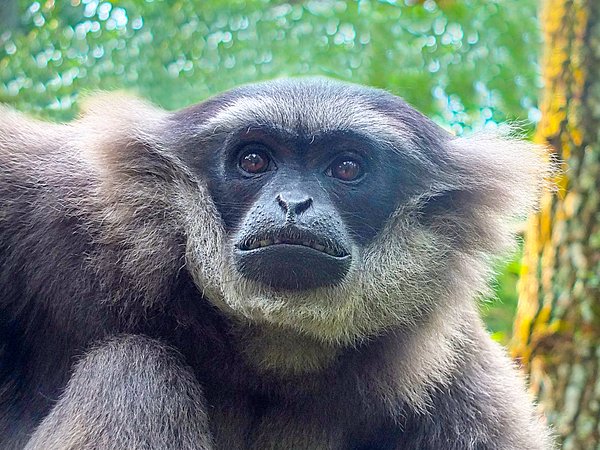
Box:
86;78;550;345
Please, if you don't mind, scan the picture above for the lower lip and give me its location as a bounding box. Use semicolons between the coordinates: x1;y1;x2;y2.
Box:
233;244;352;290
239;242;346;258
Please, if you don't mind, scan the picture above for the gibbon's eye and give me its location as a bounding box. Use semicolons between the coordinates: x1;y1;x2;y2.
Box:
239;148;271;174
326;158;363;182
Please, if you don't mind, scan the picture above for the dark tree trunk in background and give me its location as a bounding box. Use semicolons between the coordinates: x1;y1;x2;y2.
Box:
512;0;600;448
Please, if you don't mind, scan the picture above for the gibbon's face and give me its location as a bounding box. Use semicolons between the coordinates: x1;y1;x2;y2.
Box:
174;78;446;294
170;77;538;342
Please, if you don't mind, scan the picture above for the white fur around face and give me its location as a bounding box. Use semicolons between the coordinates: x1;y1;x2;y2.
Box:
186;198;481;346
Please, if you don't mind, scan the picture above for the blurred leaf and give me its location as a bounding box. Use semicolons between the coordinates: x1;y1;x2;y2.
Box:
2;0;540;131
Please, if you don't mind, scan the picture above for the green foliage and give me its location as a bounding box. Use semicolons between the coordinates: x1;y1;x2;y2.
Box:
0;0;538;336
2;0;540;131
482;249;523;345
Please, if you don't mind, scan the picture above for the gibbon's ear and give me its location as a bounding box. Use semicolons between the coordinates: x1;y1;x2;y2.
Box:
419;130;555;255
75;93;190;185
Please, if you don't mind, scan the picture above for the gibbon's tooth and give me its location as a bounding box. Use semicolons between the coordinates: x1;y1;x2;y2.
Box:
248;241;259;250
259;240;271;248
314;244;325;252
274;237;282;244
302;241;311;247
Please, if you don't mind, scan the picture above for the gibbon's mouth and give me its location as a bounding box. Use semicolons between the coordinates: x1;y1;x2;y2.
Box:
234;228;352;290
236;231;349;258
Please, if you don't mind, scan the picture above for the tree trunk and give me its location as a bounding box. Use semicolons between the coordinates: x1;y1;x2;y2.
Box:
512;0;600;448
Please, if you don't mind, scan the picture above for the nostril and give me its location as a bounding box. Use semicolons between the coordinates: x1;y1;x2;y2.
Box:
293;197;313;215
275;194;313;217
276;194;288;212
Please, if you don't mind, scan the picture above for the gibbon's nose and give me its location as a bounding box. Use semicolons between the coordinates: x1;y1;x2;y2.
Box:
276;193;313;218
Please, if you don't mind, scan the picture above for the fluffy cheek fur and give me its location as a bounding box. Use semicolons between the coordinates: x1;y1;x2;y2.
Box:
187;215;480;346
184;197;474;347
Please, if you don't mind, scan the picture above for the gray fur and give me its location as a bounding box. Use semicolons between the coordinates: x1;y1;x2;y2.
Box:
0;78;553;449
25;336;213;450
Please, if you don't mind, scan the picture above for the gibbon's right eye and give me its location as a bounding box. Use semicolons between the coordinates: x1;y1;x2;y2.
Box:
238;147;272;175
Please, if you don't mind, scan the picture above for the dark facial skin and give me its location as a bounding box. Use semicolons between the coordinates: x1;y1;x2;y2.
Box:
195;125;409;291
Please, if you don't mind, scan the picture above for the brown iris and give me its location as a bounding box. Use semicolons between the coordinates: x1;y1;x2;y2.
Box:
329;159;362;181
239;151;269;174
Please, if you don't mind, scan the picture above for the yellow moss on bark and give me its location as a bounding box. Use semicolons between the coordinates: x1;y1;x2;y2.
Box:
512;0;600;447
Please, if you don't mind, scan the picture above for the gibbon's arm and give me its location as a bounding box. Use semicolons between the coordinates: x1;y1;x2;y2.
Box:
392;327;553;450
25;335;213;450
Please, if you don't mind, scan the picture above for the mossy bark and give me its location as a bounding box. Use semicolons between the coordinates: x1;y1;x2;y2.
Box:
512;0;600;448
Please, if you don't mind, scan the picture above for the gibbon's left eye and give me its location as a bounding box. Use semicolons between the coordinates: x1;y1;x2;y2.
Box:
326;158;363;182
